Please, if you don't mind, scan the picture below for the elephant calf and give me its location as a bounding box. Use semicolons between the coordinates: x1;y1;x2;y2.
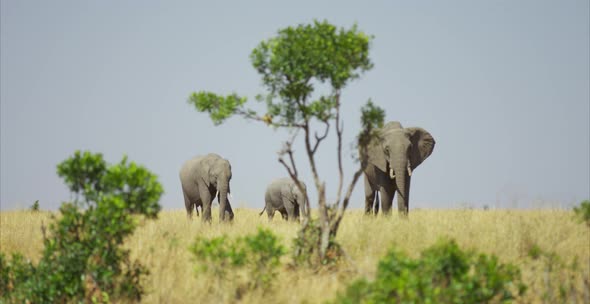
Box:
260;177;307;221
179;153;235;222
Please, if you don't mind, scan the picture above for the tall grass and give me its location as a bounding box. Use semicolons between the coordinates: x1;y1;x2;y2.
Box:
1;208;588;303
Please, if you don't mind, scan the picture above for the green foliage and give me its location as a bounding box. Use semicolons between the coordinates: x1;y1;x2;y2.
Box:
101;156;163;218
30;200;40;212
251;20;373;126
358;99;385;147
573;199;590;227
0;253;34;298
187;92;248;125
251;20;373;93
2;151;163;303
190;228;286;298
359;99;385;132
189;20;373;128
57;150;107;203
333;239;526;304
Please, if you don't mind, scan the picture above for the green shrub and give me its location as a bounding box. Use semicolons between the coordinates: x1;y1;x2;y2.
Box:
190;228;285;300
30;200;40;212
573;200;590;227
333;239;526;304
1;150;163;303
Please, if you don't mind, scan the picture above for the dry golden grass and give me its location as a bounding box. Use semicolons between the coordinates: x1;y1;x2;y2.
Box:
1;208;588;303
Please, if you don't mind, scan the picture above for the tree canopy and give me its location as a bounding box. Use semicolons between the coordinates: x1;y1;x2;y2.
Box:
189;20;374;128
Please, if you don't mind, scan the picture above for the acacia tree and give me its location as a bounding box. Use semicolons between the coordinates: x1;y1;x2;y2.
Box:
189;20;384;264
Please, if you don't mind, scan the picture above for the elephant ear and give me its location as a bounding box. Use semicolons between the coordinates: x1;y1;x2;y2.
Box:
363;135;388;173
405;127;435;170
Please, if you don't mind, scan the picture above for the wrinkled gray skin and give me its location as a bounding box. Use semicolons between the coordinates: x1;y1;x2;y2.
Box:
260;177;307;221
179;153;234;222
360;121;435;216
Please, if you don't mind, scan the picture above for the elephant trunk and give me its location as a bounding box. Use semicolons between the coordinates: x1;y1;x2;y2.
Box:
301;196;308;219
393;160;411;216
217;179;233;221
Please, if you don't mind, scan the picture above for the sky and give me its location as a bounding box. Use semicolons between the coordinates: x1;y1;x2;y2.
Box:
1;1;589;211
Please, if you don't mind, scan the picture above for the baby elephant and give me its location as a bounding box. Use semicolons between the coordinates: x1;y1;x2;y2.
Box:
260;177;307;221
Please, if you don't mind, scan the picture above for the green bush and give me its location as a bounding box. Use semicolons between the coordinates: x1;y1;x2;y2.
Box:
573;200;590;227
30;200;40;212
333;239;526;304
1;150;163;303
190;228;285;300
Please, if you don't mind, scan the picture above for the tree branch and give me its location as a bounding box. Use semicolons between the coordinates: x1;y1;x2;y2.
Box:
311;121;330;154
334;92;344;210
331;166;364;234
278;130;311;219
236;108;305;128
302;119;331;260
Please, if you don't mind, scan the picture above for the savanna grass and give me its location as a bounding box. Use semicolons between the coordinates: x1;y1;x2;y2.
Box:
2;208;588;303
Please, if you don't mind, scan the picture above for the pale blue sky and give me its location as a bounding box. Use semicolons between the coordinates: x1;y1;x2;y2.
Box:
1;1;589;211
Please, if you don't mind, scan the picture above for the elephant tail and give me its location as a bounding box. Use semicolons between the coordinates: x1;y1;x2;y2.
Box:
258;206;266;216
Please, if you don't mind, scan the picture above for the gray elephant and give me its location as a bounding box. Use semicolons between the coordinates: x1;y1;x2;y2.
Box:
179;153;234;222
360;121;435;215
259;177;307;221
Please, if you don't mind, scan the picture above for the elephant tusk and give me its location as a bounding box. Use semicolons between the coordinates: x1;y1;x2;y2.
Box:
407;166;412;177
228;193;233;200
389;168;395;179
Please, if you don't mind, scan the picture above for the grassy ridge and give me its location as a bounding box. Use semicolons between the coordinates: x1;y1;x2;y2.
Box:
1;208;588;303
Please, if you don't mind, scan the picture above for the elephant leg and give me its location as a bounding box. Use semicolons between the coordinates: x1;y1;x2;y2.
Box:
199;184;213;222
183;190;194;219
267;207;275;220
294;203;300;219
364;175;376;214
279;210;288;220
379;185;395;215
285;200;296;221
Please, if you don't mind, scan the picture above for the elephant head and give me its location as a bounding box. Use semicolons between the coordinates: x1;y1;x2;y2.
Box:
204;156;233;221
363;121;435;215
290;180;308;218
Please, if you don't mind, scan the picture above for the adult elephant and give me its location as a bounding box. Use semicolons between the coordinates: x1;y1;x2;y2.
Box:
179;153;234;222
259;177;307;221
360;121;435;216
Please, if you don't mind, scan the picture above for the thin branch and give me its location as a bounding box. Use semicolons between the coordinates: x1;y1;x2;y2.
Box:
334;92;344;210
311;121;330;154
303;123;324;202
278;158;296;180
331;167;364;234
236;108;305;128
